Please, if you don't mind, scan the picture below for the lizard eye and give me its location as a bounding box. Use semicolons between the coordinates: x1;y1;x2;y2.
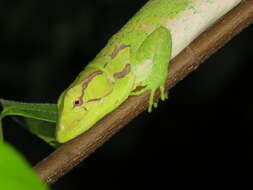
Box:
73;99;82;107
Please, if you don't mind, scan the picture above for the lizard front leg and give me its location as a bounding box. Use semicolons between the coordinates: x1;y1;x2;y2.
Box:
131;26;172;112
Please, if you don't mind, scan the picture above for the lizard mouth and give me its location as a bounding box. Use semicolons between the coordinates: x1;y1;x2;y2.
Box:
56;117;84;143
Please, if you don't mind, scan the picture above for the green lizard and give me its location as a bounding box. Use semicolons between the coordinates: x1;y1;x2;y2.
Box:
56;0;189;143
56;0;240;142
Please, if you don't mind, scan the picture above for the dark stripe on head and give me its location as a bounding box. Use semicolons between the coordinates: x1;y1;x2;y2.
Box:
114;64;131;79
110;44;129;59
86;98;101;103
74;71;103;107
86;91;112;103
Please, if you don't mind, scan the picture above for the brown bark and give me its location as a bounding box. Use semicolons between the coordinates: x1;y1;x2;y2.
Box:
34;0;253;185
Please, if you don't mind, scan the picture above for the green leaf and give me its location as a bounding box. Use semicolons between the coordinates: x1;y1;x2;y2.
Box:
13;117;61;148
0;99;60;146
0;99;58;122
0;127;2;142
0;116;3;142
0;143;50;190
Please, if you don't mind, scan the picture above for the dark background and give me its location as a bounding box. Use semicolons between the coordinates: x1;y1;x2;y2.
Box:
1;0;253;189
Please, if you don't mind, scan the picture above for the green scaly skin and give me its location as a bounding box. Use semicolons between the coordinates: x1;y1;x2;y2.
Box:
56;0;192;143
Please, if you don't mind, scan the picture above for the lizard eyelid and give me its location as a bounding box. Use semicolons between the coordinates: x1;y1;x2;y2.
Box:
73;99;83;107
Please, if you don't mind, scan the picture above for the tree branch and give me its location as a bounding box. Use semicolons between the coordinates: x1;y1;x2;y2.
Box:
34;0;253;185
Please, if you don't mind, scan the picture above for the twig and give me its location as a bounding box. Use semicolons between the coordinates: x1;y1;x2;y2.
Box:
34;0;253;185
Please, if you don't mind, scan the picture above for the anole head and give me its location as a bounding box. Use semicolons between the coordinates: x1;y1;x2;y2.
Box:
56;69;114;143
56;45;132;143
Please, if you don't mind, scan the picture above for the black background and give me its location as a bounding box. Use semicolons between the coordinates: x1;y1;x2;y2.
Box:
1;0;253;189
